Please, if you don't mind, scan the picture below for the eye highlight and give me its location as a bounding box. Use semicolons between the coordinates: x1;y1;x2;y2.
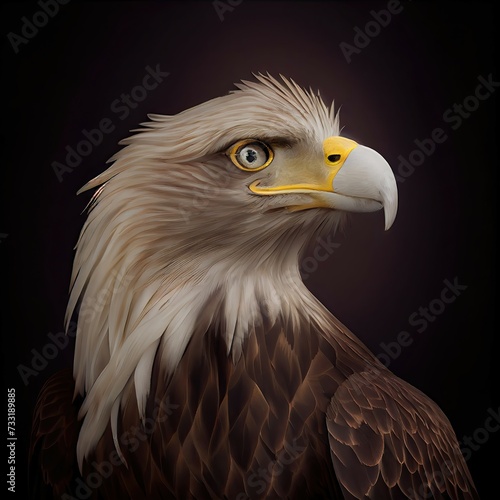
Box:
228;140;274;171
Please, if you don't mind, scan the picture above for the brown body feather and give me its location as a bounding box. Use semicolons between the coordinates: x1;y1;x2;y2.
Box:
30;75;477;499
30;369;81;498
31;310;477;499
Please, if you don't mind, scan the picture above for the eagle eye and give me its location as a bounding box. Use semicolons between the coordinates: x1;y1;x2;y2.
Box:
228;140;274;171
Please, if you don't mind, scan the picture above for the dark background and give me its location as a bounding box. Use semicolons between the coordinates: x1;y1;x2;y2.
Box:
2;1;498;498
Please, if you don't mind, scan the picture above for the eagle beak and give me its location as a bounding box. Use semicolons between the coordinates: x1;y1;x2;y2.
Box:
330;141;398;230
249;136;398;230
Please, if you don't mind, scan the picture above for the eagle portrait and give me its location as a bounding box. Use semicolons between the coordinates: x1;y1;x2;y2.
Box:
30;74;478;499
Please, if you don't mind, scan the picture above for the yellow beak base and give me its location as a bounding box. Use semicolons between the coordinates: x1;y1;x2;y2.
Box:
249;136;358;195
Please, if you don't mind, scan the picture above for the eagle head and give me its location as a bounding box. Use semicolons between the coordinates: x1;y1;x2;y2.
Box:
67;74;397;465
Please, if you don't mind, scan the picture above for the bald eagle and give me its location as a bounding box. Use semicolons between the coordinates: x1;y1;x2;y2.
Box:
30;75;478;499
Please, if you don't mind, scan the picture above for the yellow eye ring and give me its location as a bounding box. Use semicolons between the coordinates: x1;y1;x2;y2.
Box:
227;139;274;172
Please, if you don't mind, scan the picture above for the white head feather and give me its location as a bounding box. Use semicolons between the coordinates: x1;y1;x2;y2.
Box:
66;74;342;466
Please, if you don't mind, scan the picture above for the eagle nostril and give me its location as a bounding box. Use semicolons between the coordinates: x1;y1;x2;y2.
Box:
328;154;341;163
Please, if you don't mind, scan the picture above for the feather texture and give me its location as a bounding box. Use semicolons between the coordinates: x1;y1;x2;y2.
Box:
30;75;477;499
327;371;478;499
64;75;342;464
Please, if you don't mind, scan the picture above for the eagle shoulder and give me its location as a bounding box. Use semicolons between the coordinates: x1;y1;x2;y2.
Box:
29;368;81;498
326;369;478;499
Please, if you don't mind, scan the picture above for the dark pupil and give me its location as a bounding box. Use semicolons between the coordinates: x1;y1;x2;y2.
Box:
245;149;258;163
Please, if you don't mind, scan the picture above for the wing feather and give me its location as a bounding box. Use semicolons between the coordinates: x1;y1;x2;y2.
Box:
29;369;81;498
326;370;478;499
